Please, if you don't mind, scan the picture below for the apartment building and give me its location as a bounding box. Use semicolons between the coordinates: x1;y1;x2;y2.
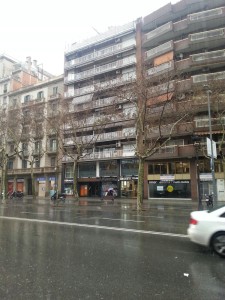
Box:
64;22;138;198
63;0;225;201
5;75;64;196
141;0;225;200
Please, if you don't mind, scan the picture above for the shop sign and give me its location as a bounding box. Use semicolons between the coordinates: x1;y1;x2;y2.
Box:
49;177;56;181
199;173;212;181
64;179;73;183
17;179;24;182
36;177;46;181
160;174;175;181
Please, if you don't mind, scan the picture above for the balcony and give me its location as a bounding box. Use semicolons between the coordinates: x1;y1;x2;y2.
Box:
65;55;136;83
48;93;61;100
192;70;225;83
188;7;224;24
144;22;173;46
65;38;136;69
191;49;225;65
147;61;174;77
47;146;57;154
145;41;173;61
65;72;136;97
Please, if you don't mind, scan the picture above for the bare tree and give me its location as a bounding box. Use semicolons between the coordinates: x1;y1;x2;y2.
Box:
0;104;23;202
17;103;46;200
114;65;193;210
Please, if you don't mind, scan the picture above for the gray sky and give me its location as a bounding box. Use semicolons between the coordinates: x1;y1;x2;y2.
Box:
0;0;178;75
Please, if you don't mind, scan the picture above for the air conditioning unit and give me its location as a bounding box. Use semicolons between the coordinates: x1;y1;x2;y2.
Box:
116;70;121;74
116;104;122;109
115;38;121;43
116;141;121;147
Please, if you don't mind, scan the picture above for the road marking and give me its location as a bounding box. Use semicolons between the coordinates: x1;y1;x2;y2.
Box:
0;215;188;238
100;217;144;223
21;212;46;215
131;215;164;219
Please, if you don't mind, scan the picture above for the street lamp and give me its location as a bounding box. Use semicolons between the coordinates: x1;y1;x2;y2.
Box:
203;85;217;206
192;136;203;210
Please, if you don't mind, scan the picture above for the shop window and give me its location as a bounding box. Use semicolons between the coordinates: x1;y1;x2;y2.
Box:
79;162;96;177
100;160;118;177
121;159;138;176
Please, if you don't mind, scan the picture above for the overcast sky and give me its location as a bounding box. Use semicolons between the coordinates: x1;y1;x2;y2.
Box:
0;0;178;75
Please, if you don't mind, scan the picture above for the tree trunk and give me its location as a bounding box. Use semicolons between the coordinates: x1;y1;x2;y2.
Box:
73;160;79;201
31;164;36;200
137;157;145;211
1;162;6;203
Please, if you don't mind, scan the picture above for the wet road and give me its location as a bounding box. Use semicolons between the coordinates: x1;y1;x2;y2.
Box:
0;201;224;300
0;199;196;235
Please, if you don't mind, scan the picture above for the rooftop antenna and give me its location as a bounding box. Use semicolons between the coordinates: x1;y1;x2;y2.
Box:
92;27;100;35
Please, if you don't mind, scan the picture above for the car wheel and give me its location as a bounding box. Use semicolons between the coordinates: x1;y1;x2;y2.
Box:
212;232;225;258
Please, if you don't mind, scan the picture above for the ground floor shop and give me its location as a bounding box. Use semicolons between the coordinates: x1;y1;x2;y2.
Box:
7;174;61;197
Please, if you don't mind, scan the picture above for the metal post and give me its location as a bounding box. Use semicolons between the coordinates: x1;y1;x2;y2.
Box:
205;86;217;206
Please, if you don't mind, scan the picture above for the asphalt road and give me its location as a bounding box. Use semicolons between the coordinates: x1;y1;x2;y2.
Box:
0;201;224;300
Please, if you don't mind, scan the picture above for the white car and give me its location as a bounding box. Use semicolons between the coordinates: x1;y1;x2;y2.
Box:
187;205;225;258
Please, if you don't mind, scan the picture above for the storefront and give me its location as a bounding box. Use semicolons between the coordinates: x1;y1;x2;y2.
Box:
148;179;191;198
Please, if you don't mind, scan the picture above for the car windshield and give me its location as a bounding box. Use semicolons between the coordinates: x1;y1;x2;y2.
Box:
207;205;225;213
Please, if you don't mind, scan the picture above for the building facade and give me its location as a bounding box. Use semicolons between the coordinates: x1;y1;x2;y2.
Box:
4;74;64;197
64;0;225;201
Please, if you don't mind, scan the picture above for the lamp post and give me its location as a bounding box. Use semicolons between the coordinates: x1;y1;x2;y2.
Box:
192;136;203;210
203;85;217;206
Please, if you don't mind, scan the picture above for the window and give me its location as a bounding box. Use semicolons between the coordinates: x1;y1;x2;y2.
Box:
3;84;7;93
24;95;31;102
53;86;58;95
50;139;57;151
8;160;13;170
10;144;14;153
22;160;27;169
13;98;17;106
65;165;73;178
51;157;56;167
37;91;44;100
35;159;40;168
3;96;7;106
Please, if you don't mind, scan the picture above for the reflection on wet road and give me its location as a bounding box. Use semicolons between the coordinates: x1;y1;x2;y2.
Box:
0;201;193;235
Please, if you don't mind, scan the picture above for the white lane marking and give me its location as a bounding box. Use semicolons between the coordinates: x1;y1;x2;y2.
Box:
0;216;188;238
100;217;144;223
21;212;46;215
131;215;164;219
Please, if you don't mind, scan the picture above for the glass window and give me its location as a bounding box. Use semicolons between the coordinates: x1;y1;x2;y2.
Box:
79;162;96;177
51;157;56;167
65;165;73;178
8;160;13;170
22;160;27;169
100;160;118;177
121;159;138;176
53;86;58;95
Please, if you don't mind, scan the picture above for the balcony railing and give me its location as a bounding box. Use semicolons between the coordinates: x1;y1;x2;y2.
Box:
147;61;174;76
188;7;223;23
144;22;173;42
145;41;173;60
192;71;225;83
191;49;225;64
66;55;136;83
189;28;225;42
65;72;136;97
65;38;136;68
